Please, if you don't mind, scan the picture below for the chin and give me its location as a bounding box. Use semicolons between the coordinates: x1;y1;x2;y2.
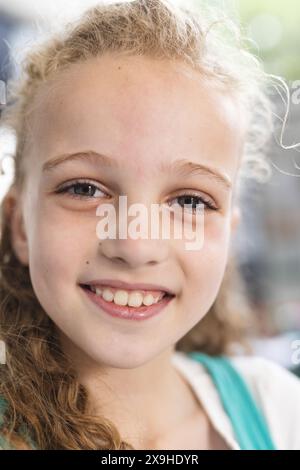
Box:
82;343;159;370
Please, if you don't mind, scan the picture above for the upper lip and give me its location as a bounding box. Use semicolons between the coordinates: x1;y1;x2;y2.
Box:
80;279;175;296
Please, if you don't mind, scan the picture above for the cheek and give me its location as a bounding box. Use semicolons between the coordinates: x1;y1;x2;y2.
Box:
25;205;93;319
179;216;231;321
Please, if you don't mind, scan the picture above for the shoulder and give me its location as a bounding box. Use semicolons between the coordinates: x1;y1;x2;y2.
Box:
229;354;300;401
228;355;300;450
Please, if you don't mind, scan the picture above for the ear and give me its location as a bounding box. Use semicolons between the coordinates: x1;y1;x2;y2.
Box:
4;186;29;266
230;205;241;234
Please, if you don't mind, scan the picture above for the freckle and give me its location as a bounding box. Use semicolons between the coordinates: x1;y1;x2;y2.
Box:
86;260;89;264
118;66;121;70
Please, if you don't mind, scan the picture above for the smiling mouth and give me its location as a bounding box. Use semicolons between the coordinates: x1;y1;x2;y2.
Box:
79;284;175;321
80;283;172;304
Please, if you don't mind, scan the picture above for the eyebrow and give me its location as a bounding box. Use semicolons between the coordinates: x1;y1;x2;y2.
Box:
42;150;232;190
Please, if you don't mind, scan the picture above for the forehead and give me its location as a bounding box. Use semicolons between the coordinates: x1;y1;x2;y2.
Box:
26;54;245;180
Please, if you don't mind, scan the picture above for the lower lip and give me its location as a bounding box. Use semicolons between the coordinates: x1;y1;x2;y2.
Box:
80;285;174;321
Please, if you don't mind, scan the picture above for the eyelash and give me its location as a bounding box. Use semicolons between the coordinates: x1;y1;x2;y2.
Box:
168;193;218;212
55;179;219;211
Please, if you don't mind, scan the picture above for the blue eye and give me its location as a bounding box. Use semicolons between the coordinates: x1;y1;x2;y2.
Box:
168;194;218;212
56;180;108;199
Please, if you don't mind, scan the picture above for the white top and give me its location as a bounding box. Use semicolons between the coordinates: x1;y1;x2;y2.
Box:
171;351;300;450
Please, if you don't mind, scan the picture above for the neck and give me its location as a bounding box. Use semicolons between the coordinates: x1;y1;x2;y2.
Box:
59;333;200;448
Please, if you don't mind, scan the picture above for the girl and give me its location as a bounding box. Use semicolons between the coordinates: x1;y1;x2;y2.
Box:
0;0;300;450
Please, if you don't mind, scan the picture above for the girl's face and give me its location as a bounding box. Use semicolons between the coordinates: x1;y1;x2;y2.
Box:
10;55;244;368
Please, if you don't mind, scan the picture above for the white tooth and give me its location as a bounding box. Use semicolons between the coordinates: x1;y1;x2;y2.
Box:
97;286;165;307
128;292;143;307
102;288;114;302
113;290;129;306
142;293;155;306
89;285;97;293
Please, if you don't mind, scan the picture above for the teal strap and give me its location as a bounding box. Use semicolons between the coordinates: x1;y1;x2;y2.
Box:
187;352;277;450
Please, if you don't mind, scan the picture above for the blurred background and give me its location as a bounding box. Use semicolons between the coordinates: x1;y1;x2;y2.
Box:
0;0;300;373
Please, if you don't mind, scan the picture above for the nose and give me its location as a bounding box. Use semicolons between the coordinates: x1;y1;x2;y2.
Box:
99;237;169;269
